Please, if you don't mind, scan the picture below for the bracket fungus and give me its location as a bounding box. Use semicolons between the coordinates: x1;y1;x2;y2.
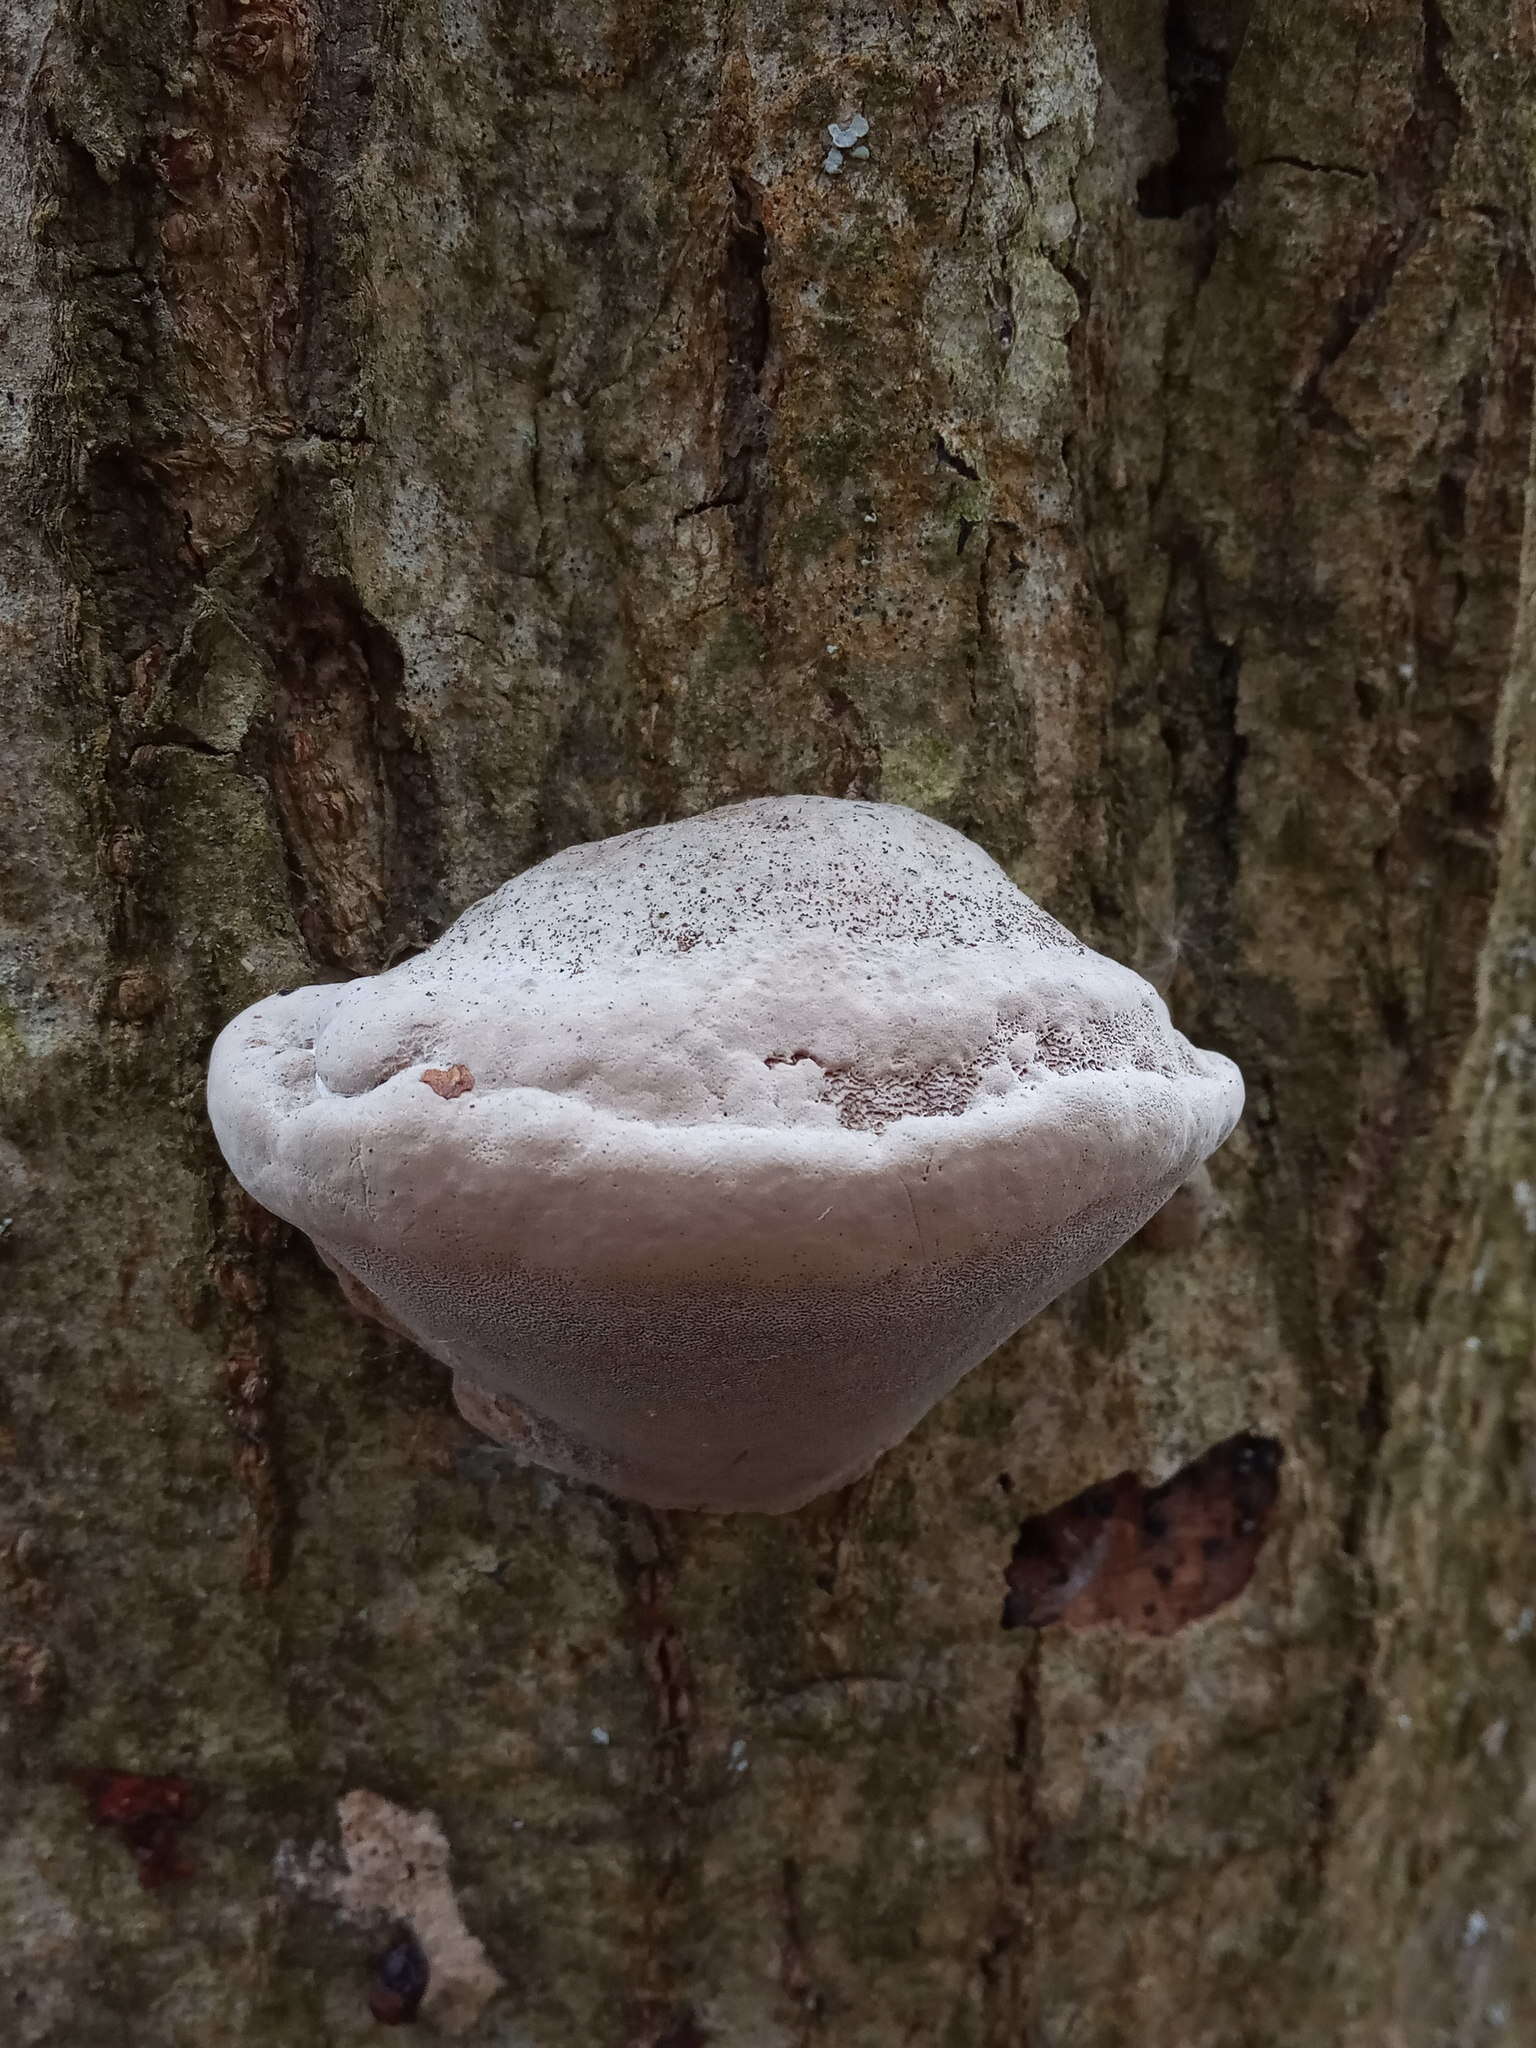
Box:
207;797;1242;1511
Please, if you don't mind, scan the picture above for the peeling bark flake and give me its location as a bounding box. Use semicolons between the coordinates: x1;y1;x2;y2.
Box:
1001;1432;1284;1634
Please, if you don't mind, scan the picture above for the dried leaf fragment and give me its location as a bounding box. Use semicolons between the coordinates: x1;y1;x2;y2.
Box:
1001;1431;1283;1635
421;1064;474;1099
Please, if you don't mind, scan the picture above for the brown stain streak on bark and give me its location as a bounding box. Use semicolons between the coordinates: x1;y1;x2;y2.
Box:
976;1651;1041;2047
617;1508;701;2041
210;1183;290;1590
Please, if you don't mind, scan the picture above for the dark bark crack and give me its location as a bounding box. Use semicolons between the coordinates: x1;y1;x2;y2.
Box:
975;1651;1041;2044
209;1183;292;1592
1136;0;1249;220
1252;155;1370;181
934;433;981;480
266;571;443;974
615;1509;702;2048
718;173;774;579
1298;0;1466;427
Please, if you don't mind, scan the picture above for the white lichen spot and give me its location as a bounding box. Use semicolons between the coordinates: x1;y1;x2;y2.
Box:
823;113;872;175
333;1790;505;2035
590;1725;611;1746
1462;1909;1490;1947
1513;1180;1536;1234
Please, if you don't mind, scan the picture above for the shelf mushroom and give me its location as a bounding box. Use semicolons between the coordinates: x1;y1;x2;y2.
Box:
207;797;1242;1511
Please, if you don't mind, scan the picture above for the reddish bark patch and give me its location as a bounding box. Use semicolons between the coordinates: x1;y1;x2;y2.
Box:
110;967;166;1022
155;128;217;192
1001;1432;1283;1635
73;1768;207;1887
421;1064;474;1099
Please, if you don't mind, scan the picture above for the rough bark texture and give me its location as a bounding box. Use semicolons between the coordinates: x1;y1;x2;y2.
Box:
2;0;1534;2041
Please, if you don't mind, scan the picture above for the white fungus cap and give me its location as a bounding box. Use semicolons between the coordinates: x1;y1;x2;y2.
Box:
208;796;1243;1511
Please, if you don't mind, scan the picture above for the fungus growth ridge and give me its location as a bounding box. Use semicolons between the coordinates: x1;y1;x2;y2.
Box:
207;796;1243;1511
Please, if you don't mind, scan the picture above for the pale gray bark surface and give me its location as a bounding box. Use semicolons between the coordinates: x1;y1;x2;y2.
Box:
2;0;1534;2042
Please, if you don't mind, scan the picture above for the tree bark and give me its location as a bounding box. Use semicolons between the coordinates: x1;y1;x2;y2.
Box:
2;0;1534;2042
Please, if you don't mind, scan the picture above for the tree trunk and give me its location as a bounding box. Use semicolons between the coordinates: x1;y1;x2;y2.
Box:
3;0;1533;2041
